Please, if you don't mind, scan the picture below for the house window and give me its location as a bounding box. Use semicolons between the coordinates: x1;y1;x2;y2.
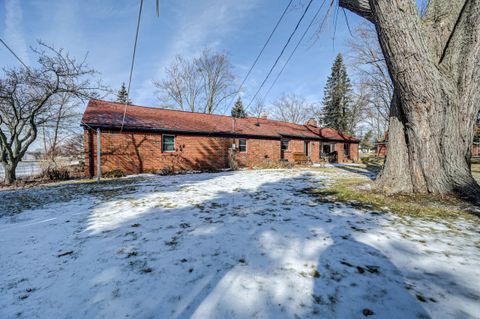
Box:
281;139;289;151
304;141;310;156
162;134;175;152
344;143;350;156
322;143;334;156
239;139;247;152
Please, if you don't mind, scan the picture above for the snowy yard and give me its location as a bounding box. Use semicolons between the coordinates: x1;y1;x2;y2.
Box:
1;169;479;319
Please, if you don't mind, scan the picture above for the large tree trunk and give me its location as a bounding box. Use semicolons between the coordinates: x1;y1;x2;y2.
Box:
340;0;480;200
3;162;18;186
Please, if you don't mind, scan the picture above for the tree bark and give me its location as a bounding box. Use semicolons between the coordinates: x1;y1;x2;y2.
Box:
340;0;480;200
3;162;18;186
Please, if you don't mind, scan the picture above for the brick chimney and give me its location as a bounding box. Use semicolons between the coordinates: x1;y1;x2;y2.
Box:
306;118;317;127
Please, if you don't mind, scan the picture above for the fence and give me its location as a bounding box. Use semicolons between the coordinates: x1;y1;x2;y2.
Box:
0;161;43;181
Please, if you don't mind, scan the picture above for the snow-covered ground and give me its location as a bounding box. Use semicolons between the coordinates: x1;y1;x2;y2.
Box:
1;169;479;319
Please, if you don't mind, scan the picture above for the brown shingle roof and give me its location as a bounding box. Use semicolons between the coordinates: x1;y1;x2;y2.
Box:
81;99;359;142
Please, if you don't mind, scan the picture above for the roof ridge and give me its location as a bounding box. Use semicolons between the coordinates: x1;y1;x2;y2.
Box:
90;99;254;121
85;99;359;142
91;99;311;128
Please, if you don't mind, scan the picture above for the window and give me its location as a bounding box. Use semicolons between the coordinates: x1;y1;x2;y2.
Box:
162;135;175;152
239;139;247;152
322;143;334;155
344;143;350;156
281;139;289;151
304;141;310;156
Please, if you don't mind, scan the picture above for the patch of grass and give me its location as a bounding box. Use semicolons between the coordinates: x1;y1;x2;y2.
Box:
361;156;384;172
303;178;478;221
472;163;480;173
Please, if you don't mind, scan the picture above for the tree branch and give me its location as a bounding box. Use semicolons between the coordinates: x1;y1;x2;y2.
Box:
339;0;374;23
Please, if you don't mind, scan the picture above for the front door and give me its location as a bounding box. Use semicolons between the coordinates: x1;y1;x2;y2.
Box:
321;143;336;162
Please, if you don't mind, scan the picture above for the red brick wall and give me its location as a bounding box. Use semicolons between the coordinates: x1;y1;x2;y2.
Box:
376;143;388;157
329;142;359;163
282;139;305;162
235;138;281;167
473;144;479;157
350;143;359;162
85;130;233;176
84;129;360;176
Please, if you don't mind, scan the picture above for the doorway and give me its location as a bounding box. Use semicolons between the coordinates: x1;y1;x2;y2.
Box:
321;143;337;162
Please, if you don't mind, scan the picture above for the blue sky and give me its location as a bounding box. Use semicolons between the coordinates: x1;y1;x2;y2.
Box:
1;0;365;113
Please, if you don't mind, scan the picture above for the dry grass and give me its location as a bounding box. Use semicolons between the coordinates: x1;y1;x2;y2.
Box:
303;178;479;221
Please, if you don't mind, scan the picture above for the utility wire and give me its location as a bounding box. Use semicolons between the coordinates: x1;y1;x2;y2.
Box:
245;0;314;111
0;38;31;71
227;0;294;112
121;0;144;132
262;0;333;101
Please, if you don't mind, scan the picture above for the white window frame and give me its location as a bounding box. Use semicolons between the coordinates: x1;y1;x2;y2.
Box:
281;139;289;151
239;138;247;153
162;134;176;153
304;141;310;156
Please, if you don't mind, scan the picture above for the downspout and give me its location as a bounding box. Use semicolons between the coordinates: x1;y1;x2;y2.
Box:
88;129;94;178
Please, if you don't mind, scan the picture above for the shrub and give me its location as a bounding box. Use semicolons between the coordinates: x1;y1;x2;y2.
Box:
103;170;126;178
253;159;294;170
42;167;71;181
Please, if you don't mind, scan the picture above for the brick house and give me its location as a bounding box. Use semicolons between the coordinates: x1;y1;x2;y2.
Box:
376;134;479;158
81;99;360;177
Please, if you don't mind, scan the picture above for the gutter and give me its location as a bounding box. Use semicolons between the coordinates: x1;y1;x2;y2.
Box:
80;124;360;143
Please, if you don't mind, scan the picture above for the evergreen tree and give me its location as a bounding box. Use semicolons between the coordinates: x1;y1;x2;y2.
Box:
360;130;374;150
321;54;352;133
116;82;132;104
231;97;247;118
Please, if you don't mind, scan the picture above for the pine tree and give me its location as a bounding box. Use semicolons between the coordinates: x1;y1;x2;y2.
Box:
116;82;132;104
231;97;247;118
321;54;352;133
360;130;374;150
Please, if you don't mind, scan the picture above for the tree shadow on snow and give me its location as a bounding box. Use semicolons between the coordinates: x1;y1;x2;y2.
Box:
3;171;440;318
81;172;435;318
312;225;430;318
333;164;378;180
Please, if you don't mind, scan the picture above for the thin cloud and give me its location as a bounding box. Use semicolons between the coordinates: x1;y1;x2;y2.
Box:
135;0;261;105
3;0;29;65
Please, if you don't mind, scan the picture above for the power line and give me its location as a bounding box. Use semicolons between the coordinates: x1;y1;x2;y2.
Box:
262;0;333;101
227;0;294;112
121;0;144;132
245;0;315;111
0;38;31;71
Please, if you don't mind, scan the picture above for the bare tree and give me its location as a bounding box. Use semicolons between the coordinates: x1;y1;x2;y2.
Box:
40;94;82;164
248;98;268;118
59;133;84;158
195;49;236;114
348;83;371;134
0;42;100;185
348;23;391;140
155;55;203;111
340;0;480;198
155;49;236;114
271;93;312;124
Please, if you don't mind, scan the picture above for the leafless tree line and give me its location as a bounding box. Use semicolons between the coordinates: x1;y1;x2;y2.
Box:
0;42;103;184
347;23;391;141
154;49;236;114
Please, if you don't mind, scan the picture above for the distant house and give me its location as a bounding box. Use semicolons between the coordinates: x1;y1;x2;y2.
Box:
376;133;479;158
81;100;360;177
